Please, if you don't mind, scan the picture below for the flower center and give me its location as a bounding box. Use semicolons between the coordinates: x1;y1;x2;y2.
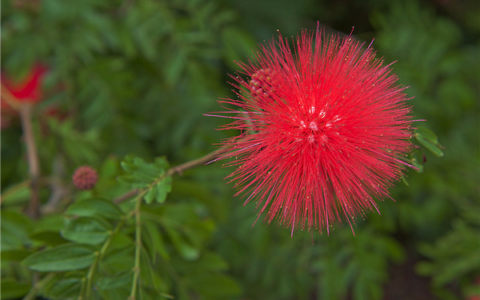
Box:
292;112;343;146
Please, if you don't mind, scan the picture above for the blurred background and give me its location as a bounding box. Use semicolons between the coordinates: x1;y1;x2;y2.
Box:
1;0;479;299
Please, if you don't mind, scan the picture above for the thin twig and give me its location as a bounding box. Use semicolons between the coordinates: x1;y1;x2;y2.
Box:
19;103;41;219
165;145;226;176
113;189;140;204
113;145;227;204
3;83;42;218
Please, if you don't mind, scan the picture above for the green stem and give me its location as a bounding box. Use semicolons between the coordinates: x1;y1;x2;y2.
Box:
83;217;126;299
129;191;145;300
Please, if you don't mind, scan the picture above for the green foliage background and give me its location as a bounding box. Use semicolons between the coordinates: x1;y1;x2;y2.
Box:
1;0;479;299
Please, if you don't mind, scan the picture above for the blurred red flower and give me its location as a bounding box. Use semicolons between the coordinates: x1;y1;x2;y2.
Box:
2;64;47;103
208;27;415;235
1;64;48;129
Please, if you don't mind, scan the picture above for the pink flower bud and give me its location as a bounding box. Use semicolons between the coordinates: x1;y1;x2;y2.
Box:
72;166;98;190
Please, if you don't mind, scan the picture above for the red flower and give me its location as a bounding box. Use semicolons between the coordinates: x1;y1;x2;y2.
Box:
208;26;415;235
1;64;48;129
2;64;47;103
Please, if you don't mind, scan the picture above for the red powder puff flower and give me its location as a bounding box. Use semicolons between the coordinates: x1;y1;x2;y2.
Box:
1;64;47;104
207;26;415;235
72;166;98;190
1;64;49;129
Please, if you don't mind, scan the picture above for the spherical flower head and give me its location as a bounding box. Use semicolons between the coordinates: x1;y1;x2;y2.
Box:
208;26;415;235
72;166;98;190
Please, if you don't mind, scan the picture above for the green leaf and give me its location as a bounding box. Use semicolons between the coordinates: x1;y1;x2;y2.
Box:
155;176;172;204
22;243;97;272
97;271;132;290
416;136;444;157
221;27;256;69
62;216;112;245
0;181;30;205
184;273;241;299
29;230;69;247
144;187;156;204
98;289;131;300
1;209;33;250
172;179;227;222
416;218;480;287
46;119;101;165
415;126;440;144
0;279;30;299
108;231;134;252
416;261;434;276
165;50;186;86
28;215;67;246
101;245;134;273
172;252;228;274
67;198;124;220
119;155;172;204
98;155;122;179
119;156;165;187
410;156;424;173
44;278;82;300
415;126;444;157
142;219;170;262
33;214;65;231
139;248;169;293
165;226;199;261
1;249;32;262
